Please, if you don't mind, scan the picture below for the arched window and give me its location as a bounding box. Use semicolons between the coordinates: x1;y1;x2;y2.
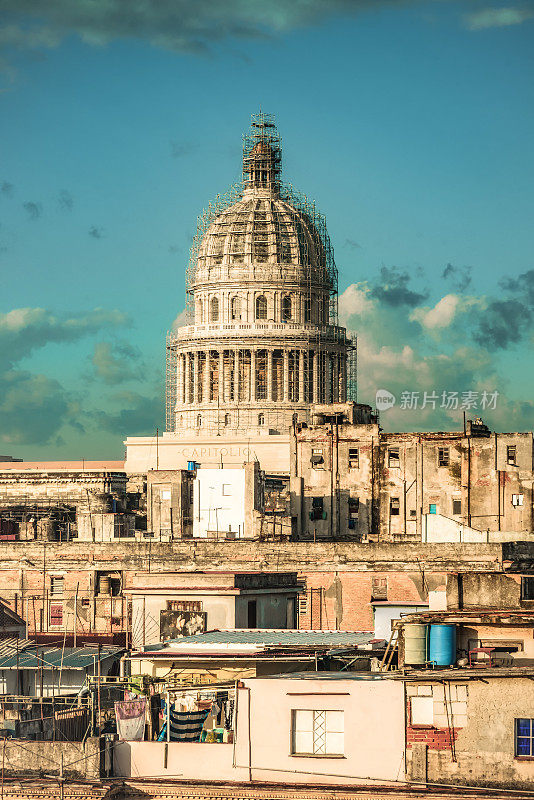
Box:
224;413;231;426
255;295;267;320
231;296;241;321
258;413;265;426
282;296;292;321
210;297;219;322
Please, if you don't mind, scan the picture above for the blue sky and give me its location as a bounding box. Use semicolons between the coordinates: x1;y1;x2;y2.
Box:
1;0;533;458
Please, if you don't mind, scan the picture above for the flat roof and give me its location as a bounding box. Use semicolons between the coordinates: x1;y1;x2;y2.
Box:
0;640;123;670
137;629;381;656
0;460;125;472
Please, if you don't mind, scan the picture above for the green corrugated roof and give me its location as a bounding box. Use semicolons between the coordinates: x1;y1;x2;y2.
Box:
0;642;123;670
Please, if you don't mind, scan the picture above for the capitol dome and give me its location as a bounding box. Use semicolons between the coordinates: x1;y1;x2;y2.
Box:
166;112;353;435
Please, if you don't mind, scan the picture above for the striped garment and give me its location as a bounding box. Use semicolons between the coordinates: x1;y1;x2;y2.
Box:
169;708;209;742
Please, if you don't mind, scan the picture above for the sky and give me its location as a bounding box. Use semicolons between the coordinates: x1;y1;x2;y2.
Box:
1;0;533;459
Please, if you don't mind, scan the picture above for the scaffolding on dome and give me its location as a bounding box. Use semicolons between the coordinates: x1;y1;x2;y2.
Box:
165;112;356;434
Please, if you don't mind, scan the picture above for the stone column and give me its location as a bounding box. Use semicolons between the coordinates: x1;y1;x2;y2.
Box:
218;350;224;404
250;348;256;402
184;353;191;405
312;351;319;404
176;354;183;405
267;349;273;401
298;349;305;403
233;350;239;402
325;352;332;404
340;355;347;401
203;350;211;403
193;352;199;404
333;355;340;403
283;350;289;401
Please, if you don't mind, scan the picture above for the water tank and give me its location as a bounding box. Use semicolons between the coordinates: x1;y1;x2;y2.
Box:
187;461;197;471
404;624;428;665
99;575;111;595
429;624;456;666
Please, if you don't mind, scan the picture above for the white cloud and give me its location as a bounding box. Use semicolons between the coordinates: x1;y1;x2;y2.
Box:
463;6;534;30
410;294;460;330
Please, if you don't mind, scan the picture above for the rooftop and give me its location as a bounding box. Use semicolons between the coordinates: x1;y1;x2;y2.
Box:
0;460;125;472
139;629;383;656
0;639;123;670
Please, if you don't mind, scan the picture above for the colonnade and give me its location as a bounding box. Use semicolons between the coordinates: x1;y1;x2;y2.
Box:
175;347;347;409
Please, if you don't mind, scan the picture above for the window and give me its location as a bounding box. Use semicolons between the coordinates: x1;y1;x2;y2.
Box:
310;497;325;521
521;577;534;600
210;297;219;322
429;503;437;514
196;299;203;323
224;413;231;426
348;448;359;469
507;445;517;465
231;296;240;321
388;448;400;468
371;577;387;601
512;494;524;507
410;509;417;517
411;696;434;726
390;498;400;516
291;710;344;756
515;718;534;757
196;414;202;427
438;447;450;467
452;499;462;516
304;298;311;323
311;448;324;467
258;413;265;426
247;600;257;628
50;576;64;597
50;603;63;627
167;600;202;612
282;296;292;321
255;295;267;320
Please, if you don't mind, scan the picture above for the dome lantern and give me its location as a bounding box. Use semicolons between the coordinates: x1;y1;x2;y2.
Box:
243;111;282;197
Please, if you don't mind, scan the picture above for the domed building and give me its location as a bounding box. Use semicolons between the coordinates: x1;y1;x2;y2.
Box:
166;113;353;436
126;113;356;474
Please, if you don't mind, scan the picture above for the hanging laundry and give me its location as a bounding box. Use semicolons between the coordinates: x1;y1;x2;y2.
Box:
114;699;146;741
169;708;209;742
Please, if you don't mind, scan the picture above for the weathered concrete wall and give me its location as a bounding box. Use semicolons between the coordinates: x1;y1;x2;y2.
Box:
0;540;523;634
406;678;534;790
1;738;101;781
0;539;508;573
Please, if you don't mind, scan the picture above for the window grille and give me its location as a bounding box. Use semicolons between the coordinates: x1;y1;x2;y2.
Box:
438;447;450;467
291;710;344;756
50;603;63;627
50;576;64;596
348;448;359;468
388;448;400;468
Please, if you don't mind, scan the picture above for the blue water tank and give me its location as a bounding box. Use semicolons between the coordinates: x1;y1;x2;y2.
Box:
187;461;197;471
429;624;456;666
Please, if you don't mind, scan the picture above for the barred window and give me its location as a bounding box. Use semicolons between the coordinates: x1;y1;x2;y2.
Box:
291;710;344;756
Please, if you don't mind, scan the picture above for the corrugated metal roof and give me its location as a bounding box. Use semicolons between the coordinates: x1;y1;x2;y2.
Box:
0;641;123;670
160;629;375;651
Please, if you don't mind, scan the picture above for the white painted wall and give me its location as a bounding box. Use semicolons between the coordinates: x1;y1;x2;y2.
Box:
373;605;428;640
113;675;406;785
193;469;246;538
